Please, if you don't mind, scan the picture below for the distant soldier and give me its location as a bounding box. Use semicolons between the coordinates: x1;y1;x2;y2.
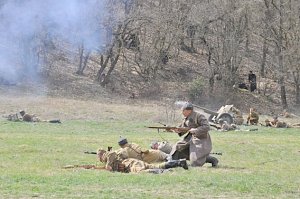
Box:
6;113;21;122
97;148;188;173
231;106;244;125
118;137;168;163
248;71;257;92
265;116;288;128
218;119;237;131
19;110;40;122
246;108;259;125
19;110;61;123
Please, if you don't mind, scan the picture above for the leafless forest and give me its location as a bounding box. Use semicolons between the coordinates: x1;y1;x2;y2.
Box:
1;0;300;112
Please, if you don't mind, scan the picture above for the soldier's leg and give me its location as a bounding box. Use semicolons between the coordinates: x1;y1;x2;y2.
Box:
205;155;219;167
142;150;168;163
146;159;188;170
170;140;190;160
189;137;211;167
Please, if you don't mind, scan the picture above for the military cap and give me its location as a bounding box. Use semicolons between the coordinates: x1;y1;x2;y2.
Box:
181;102;193;110
118;137;128;146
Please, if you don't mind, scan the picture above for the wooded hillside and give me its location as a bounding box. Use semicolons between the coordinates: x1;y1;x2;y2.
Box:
1;0;300;113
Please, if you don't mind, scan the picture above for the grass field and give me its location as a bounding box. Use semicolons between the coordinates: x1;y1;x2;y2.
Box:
1;117;300;198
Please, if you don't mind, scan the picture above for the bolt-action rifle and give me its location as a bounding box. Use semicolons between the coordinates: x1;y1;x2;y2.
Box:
62;164;106;170
147;126;191;137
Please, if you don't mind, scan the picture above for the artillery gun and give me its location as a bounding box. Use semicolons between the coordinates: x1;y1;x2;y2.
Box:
193;104;235;124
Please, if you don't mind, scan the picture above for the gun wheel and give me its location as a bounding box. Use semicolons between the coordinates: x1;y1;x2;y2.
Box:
217;113;233;124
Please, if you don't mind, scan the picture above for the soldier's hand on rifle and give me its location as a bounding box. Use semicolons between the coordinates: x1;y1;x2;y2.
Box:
189;128;197;135
173;128;181;133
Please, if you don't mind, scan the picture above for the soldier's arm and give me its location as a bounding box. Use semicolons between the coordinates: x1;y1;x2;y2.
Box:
189;114;210;137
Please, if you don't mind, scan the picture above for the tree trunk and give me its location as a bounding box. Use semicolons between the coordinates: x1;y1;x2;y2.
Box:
260;38;268;77
278;0;288;109
293;70;300;105
296;84;300;105
279;77;288;109
76;45;84;75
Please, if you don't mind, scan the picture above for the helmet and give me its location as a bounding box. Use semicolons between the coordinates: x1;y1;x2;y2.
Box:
118;137;128;146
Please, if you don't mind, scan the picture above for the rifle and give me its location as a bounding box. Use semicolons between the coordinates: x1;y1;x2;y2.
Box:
62;164;106;170
84;146;113;155
147;126;191;135
84;151;101;155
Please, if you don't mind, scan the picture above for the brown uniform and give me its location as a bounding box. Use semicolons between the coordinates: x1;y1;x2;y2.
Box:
122;143;168;163
22;113;40;122
247;111;259;125
22;113;33;122
170;111;212;167
265;118;288;128
104;149;167;173
232;107;244;125
122;159;165;173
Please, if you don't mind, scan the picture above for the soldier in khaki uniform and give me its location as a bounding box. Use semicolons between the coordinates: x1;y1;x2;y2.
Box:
265;116;288;128
231;107;244;125
246;108;259;125
20;110;40;122
118;137;168;163
97;148;188;173
19;110;61;123
170;102;217;167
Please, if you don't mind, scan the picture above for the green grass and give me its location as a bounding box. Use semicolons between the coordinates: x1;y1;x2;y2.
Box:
0;120;300;198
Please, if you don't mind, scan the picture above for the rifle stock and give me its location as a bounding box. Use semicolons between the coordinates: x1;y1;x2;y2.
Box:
147;126;191;134
63;164;106;170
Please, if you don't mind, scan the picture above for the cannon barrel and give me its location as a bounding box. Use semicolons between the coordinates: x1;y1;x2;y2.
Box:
192;104;218;116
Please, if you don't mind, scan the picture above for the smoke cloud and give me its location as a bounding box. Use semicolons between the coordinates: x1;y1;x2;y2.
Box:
0;0;107;84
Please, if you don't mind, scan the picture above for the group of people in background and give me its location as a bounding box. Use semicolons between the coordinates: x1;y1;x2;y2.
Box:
217;106;299;132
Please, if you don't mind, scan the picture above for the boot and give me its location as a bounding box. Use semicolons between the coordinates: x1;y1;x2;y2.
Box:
206;156;219;168
165;159;188;170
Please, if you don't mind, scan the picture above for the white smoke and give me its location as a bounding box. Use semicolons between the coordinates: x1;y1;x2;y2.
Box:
0;0;108;84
